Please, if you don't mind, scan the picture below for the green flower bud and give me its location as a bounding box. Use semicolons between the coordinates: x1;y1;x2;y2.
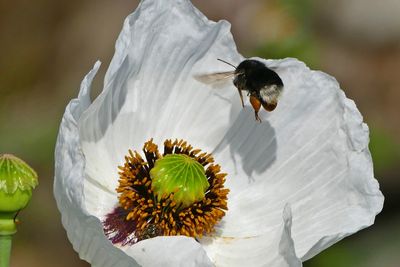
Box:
0;155;37;267
0;154;38;214
150;154;209;208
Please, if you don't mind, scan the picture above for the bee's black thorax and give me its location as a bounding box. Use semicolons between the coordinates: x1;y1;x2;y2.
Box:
234;60;283;95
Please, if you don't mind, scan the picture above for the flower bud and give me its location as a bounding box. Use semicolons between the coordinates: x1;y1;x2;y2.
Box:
0;154;38;217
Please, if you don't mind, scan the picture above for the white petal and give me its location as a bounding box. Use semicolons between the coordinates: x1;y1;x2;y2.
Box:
77;0;244;198
55;63;212;266
200;205;301;267
211;58;383;261
124;236;213;267
55;64;140;267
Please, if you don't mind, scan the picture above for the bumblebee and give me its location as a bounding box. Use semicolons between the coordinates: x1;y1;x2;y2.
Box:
196;59;284;122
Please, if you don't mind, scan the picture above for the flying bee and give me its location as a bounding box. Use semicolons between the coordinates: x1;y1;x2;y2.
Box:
195;59;284;122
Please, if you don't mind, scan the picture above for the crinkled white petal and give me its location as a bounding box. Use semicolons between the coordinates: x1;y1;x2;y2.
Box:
55;63;139;267
78;0;243;204
55;0;383;266
210;58;383;261
201;205;301;267
55;63;213;267
123;236;213;267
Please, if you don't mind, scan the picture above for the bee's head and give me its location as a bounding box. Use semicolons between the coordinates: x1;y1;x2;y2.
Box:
233;74;242;87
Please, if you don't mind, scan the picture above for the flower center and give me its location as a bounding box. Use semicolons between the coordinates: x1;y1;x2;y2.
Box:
103;139;229;245
150;154;209;209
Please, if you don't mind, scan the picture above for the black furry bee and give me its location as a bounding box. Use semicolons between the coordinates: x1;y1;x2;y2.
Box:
196;59;284;122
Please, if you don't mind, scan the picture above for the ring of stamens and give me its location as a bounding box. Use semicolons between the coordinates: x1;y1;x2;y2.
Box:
103;139;229;245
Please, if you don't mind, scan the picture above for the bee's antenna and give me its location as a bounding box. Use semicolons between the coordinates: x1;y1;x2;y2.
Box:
217;58;236;69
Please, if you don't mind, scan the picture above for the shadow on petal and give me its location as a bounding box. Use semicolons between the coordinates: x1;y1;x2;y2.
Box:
213;107;277;182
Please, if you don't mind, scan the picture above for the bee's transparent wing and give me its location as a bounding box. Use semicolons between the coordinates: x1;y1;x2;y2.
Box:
194;71;235;88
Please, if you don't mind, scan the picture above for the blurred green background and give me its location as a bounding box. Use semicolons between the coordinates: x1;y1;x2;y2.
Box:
0;0;399;266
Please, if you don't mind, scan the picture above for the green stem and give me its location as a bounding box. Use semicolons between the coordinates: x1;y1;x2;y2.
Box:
0;213;17;267
0;235;12;267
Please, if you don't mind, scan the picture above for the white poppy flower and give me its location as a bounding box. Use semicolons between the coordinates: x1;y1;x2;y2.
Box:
54;0;384;266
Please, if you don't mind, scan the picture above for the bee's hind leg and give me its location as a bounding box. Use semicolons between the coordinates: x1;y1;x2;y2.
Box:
249;95;262;123
254;112;262;123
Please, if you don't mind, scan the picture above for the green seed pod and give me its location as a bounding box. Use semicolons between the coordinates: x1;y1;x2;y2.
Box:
150;154;209;208
0;154;38;214
0;155;37;267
